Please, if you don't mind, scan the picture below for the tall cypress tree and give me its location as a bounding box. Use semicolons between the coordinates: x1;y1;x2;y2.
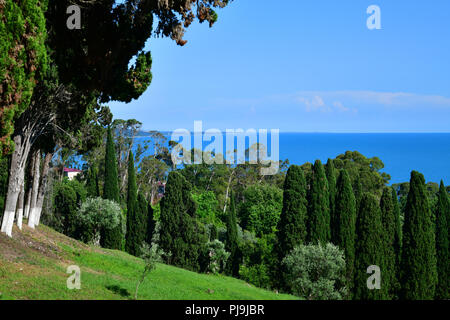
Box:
277;165;308;258
335;169;356;296
160;171;206;271
125;151;139;256
146;200;155;245
307;160;330;244
86;166;100;198
225;191;240;277
353;177;363;214
380;187;397;299
101;127;123;249
326;159;338;244
400;171;437;300
435;180;449;299
391;187;402;296
354;193;385;300
136;192;149;252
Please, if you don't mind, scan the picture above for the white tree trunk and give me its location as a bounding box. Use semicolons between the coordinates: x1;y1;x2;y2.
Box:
24;183;32;219
16;187;25;230
1;134;31;237
34;152;52;226
223;169;235;214
28;150;40;229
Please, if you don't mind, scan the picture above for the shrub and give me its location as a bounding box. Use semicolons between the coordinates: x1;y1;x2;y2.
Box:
239;233;277;289
203;240;230;274
76;197;121;245
282;243;347;300
53;181;78;236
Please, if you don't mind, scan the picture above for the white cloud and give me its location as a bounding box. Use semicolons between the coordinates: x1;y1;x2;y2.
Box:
294;90;450;110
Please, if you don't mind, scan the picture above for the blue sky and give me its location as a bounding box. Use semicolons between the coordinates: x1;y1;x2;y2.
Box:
109;0;450;133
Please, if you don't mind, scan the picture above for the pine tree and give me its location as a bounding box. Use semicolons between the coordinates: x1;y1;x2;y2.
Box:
326;159;338;244
160;171;206;271
400;171;437;300
354;193;385;300
391;187;402;297
100;127;123;249
435;180;449;299
380;187;397;299
86;166;100;198
307;160;330;244
277;165;308;257
335;169;356;296
125;151;139;256
225;191;240;277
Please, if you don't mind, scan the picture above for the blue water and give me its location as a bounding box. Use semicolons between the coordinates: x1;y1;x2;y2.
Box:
135;133;450;185
278;133;450;184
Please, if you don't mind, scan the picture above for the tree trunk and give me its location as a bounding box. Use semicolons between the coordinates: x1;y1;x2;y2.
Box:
223;169;235;214
24;182;32;219
16;186;25;230
34;152;52;226
28;149;41;229
1;133;32;237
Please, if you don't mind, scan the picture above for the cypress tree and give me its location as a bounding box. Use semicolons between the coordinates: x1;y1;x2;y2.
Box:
354;193;385;300
225;191;240;277
335;169;356;296
125;151;139;256
146;200;155;245
276;165;308;259
391;187;402;294
307;160;330;244
380;187;397;299
0;0;48;154
326;159;338;244
137;192;149;251
353;178;363;214
435;180;449;299
86;166;100;198
100;127;123;249
160;171;206;271
400;171;437;300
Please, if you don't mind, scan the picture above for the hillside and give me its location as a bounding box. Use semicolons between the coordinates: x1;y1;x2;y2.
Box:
0;225;296;300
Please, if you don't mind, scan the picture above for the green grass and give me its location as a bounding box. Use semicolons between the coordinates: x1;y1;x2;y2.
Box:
0;225;296;300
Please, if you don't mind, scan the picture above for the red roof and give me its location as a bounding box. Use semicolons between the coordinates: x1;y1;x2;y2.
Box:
63;167;82;173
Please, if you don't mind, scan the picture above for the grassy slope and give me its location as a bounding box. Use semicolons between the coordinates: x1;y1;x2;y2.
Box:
0;224;296;300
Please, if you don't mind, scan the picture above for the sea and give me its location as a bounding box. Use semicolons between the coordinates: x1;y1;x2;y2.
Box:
134;133;450;185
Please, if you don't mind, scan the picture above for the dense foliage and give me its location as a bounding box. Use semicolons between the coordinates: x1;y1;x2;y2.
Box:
435;181;449;299
354;193;385;300
159;171;208;272
380;187;398;299
101;126;123;249
400;171;437;300
76;197;121;244
0;0;48;154
307;160;331;244
282;243;347;300
334;169;356;296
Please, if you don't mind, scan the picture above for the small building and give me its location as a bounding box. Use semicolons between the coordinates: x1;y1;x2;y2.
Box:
63;167;82;181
